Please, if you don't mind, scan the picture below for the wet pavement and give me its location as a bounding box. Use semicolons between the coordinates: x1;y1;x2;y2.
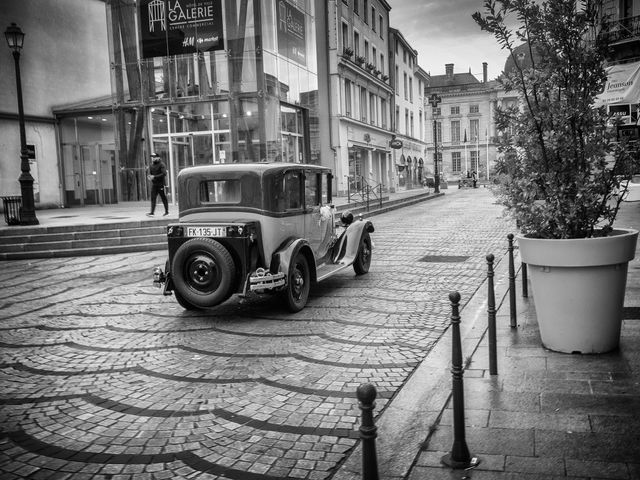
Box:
0;187;516;479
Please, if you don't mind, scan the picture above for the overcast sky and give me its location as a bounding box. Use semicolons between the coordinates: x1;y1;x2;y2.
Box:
388;0;510;80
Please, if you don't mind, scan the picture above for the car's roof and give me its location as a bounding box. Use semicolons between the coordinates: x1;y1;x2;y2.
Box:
179;162;331;178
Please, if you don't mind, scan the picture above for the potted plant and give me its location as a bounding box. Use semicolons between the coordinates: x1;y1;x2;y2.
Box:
355;55;365;65
474;0;640;353
365;62;375;71
343;46;354;58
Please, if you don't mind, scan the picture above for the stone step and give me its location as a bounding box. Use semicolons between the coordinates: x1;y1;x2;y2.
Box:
0;225;165;245
0;219;170;237
0;242;167;261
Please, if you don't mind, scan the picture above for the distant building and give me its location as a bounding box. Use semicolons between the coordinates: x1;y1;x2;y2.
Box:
425;63;503;183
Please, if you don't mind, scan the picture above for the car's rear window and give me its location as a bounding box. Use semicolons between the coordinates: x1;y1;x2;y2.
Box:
199;179;241;204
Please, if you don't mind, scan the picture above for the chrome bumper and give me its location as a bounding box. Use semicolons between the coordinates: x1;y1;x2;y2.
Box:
249;268;285;291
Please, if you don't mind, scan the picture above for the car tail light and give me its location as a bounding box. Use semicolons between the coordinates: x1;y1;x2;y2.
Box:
167;226;184;237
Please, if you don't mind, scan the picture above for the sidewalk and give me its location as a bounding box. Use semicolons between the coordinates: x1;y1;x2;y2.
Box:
0;186;444;232
402;200;640;479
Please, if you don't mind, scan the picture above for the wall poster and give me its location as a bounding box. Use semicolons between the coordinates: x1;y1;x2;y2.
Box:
277;0;307;66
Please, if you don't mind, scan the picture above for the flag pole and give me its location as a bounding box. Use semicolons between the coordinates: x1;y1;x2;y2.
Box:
486;128;489;181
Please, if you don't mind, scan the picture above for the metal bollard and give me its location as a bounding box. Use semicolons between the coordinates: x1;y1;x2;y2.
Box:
522;262;529;297
507;234;517;328
487;254;498;376
442;292;480;470
357;383;379;480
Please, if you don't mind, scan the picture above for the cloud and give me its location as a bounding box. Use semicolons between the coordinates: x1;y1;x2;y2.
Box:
388;0;510;79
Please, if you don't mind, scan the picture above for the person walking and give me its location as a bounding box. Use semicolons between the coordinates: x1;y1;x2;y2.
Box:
147;152;169;216
471;170;478;188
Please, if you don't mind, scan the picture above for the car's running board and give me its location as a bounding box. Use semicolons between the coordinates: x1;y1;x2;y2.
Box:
316;262;353;282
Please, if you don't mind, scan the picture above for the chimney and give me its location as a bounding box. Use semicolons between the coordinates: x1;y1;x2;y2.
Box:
445;63;454;79
483;62;488;83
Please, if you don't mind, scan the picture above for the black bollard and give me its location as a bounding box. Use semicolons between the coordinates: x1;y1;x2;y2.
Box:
507;234;517;328
522;262;529;298
357;383;379;480
487;254;498;376
442;292;480;469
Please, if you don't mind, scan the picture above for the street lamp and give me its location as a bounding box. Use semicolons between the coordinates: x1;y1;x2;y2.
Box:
5;23;38;225
428;93;442;193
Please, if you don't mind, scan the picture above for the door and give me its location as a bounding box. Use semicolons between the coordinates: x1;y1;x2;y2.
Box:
62;143;116;206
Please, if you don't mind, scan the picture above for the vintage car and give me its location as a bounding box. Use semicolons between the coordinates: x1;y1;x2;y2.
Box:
153;162;374;312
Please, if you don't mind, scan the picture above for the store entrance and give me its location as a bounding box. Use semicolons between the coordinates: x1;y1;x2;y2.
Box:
63;143;117;206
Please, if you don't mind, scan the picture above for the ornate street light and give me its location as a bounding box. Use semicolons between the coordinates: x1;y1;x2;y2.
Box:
5;22;38;225
428;93;442;194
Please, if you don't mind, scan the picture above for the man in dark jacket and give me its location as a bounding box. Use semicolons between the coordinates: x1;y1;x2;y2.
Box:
147;153;169;216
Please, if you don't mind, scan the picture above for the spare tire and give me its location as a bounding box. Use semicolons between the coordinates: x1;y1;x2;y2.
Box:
171;238;236;308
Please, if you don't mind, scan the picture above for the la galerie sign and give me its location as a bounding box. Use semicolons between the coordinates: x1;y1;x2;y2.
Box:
139;0;224;58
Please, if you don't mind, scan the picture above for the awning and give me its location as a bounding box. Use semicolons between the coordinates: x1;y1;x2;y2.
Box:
596;61;640;106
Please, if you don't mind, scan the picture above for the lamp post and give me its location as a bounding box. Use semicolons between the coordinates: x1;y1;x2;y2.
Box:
428;93;442;193
5;23;38;225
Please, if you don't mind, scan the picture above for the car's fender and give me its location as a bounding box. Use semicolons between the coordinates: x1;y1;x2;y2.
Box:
271;238;317;283
333;219;374;265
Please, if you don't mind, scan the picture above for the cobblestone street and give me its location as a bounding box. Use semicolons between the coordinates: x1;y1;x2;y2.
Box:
0;188;515;479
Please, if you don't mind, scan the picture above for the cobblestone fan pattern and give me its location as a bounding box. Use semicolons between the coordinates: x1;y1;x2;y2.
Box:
0;190;515;479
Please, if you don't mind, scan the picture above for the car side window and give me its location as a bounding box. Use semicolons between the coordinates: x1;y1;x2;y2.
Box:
284;171;302;210
305;172;321;208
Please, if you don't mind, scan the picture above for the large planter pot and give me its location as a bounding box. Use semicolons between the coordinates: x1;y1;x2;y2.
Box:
518;229;638;354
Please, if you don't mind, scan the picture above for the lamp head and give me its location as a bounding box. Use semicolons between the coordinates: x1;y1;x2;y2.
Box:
5;23;24;53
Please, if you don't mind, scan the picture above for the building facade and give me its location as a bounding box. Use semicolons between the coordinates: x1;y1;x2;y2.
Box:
598;0;640;139
0;0;112;207
425;63;501;184
328;0;393;196
389;28;428;190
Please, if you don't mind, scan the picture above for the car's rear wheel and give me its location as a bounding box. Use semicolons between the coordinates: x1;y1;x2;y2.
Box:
353;231;372;275
171;238;236;309
283;252;310;312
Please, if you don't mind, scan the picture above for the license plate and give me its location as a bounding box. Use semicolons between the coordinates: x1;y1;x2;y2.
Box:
185;226;227;237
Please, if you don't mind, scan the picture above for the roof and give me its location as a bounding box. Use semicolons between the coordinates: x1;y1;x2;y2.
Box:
178;162;330;178
428;72;480;88
52;94;114;116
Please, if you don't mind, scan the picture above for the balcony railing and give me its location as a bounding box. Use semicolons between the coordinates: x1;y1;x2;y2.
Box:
601;15;640;44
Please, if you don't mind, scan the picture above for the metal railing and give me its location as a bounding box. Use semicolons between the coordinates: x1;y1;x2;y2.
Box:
601;15;640;44
347;176;384;211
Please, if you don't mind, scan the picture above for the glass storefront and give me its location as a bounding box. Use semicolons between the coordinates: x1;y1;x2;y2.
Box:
105;0;323;204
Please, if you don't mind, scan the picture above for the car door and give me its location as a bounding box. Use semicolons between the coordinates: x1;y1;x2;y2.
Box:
304;170;333;259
